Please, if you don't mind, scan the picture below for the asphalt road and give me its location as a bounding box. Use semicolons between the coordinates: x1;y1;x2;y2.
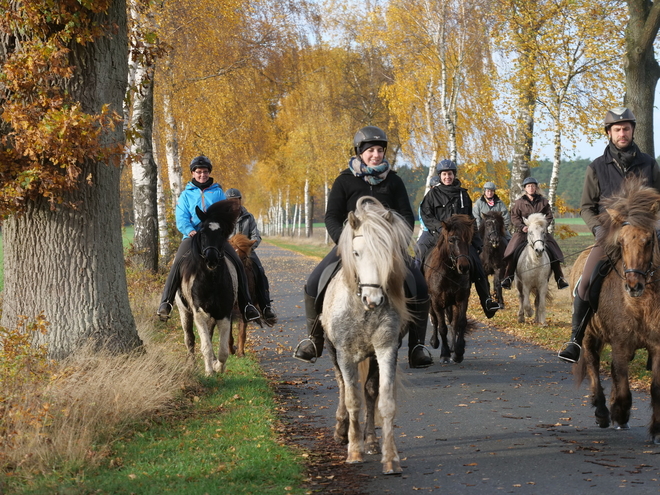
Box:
251;242;660;494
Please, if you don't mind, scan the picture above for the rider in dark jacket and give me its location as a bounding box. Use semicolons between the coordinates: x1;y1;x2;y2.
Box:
415;159;500;319
293;126;433;368
225;188;277;325
558;107;660;363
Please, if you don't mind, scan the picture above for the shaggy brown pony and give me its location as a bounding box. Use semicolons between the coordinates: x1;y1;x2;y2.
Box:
571;177;660;443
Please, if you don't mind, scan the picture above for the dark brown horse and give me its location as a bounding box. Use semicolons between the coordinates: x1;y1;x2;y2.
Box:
479;211;507;308
228;233;259;356
571;178;660;443
425;214;476;363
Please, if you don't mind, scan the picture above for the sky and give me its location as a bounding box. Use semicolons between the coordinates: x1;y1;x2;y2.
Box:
536;89;660;161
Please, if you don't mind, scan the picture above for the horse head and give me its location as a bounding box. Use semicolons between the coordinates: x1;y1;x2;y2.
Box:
195;200;241;271
481;212;504;249
601;180;660;297
230;233;256;262
524;213;547;258
342;197;411;312
440;214;474;275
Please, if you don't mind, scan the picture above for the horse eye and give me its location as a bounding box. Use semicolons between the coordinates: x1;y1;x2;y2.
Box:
353;250;360;257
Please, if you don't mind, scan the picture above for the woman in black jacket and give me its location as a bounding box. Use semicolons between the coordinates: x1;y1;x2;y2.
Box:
415;159;500;319
293;126;433;368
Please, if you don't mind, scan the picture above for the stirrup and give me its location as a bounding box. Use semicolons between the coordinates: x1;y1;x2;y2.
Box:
293;338;318;363
244;303;260;322
557;341;582;363
157;302;173;322
409;344;433;368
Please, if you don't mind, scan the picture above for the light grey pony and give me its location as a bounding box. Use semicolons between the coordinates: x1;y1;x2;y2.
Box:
515;212;552;325
321;196;412;475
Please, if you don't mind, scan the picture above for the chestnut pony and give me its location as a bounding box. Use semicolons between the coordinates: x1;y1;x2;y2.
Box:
572;178;660;443
228;233;260;357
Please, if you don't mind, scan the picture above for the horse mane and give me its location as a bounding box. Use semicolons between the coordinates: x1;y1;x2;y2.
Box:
526;212;547;230
478;211;505;236
337;197;412;318
230;233;255;260
598;176;660;261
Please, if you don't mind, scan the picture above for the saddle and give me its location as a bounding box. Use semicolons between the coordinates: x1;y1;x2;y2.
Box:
313;259;418;312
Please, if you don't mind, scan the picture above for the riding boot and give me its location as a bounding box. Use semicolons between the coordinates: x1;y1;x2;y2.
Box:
293;286;325;363
558;294;593;363
407;296;433;368
224;242;260;321
552;261;569;290
156;239;191;321
256;264;277;325
500;257;515;290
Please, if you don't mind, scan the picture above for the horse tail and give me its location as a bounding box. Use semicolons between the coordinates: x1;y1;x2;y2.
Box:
574;351;588;386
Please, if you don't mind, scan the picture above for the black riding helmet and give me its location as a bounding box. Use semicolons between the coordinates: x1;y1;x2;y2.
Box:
604;107;636;134
353;126;388;156
435;159;457;175
226;188;242;199
190;155;213;173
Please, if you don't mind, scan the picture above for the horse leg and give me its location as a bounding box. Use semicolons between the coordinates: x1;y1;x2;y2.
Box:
584;335;610;428
329;346;349;445
429;302;440;349
215;318;232;373
363;356;380;455
194;315;217;376
650;349;660;443
179;307;196;363
228;315;236;355
450;300;468;363
609;344;633;429
535;283;548;326
439;310;452;363
337;357;364;464
237;319;247;357
493;269;504;309
375;346;401;475
517;283;526;323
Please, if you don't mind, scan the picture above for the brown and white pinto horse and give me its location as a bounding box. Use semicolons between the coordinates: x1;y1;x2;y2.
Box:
572;178;660;443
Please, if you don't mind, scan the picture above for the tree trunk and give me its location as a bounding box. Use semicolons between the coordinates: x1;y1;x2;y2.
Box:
1;0;141;359
624;0;660;157
163;85;183;202
305;178;313;238
130;72;159;271
510;99;535;204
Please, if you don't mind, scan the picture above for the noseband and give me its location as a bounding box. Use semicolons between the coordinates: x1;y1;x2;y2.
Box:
201;245;223;262
446;235;470;270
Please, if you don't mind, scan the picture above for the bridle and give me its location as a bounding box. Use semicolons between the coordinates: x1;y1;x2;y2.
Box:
446;235;470;270
352;233;384;297
618;221;657;281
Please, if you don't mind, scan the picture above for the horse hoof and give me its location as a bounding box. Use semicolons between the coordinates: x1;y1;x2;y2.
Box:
596;419;610;428
430;336;440;349
517;316;525;323
440;356;452;364
334;433;349;445
346;453;363;464
383;461;402;475
365;444;380;455
616;423;630;430
653;435;660;445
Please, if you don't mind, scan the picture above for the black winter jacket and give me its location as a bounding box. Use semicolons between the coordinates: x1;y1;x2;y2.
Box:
325;168;414;244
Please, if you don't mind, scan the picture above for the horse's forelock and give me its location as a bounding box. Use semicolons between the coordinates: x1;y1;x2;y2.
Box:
526;213;547;230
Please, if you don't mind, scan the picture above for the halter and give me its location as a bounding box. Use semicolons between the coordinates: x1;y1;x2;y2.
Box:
618;221;657;281
352;234;384;296
445;235;470;270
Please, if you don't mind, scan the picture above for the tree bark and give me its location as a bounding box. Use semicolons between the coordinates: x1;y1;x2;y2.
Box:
624;0;660;157
1;0;142;359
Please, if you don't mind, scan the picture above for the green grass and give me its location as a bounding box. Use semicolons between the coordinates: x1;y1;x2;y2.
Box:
11;353;306;495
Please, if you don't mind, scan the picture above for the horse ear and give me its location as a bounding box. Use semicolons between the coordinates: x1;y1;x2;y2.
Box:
383;210;393;222
441;220;449;231
523;216;529;226
348;211;359;230
652;200;660;215
196;206;206;222
481;213;486;219
606;208;623;224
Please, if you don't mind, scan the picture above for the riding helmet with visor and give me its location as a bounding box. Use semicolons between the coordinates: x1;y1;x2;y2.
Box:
522;177;538;186
604;107;636;133
225;188;242;199
483;181;496;190
353;126;388;156
190;155;213;173
435;159;457;175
